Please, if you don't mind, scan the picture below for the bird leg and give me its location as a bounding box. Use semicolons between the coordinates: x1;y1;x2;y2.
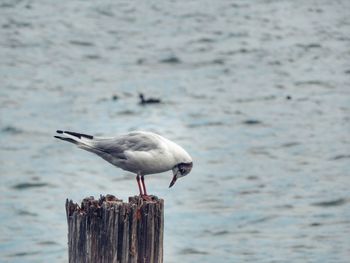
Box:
136;173;152;201
141;175;153;201
141;175;147;196
136;174;143;196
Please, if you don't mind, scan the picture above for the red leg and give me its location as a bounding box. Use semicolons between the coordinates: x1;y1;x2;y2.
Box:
141;176;153;201
136;175;143;196
141;175;148;196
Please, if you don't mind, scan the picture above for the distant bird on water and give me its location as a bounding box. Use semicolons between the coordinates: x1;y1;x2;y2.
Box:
54;130;193;199
139;93;161;104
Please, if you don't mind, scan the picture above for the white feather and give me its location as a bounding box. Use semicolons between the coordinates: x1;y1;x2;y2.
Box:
56;130;192;176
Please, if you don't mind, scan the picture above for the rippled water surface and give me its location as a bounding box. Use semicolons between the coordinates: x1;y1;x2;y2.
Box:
1;0;350;262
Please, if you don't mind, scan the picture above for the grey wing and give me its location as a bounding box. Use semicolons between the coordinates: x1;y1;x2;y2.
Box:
86;138;128;160
55;130;162;171
88;132;161;159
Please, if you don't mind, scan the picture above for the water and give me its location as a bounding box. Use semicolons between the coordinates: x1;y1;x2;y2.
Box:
1;0;350;262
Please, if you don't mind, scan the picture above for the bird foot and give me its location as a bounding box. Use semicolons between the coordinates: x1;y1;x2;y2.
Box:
141;194;154;202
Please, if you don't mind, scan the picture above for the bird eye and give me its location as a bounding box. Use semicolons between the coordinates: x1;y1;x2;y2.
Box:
179;167;186;174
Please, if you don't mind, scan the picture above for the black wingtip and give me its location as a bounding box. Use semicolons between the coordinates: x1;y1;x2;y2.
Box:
55;130;93;139
64;131;93;139
54;135;77;144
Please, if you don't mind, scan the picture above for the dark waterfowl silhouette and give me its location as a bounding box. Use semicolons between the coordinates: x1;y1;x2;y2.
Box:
139;93;161;105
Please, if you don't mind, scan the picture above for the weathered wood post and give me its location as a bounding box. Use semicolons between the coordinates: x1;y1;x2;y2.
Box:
65;194;164;263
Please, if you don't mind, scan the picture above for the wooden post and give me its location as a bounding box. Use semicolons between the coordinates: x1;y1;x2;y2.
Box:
65;194;164;263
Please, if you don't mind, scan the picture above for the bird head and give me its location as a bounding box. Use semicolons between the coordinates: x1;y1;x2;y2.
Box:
169;162;193;188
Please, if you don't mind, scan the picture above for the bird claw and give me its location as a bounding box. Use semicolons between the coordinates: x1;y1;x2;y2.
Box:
140;194;154;202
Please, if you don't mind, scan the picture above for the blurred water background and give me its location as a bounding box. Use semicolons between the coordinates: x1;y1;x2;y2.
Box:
1;0;350;262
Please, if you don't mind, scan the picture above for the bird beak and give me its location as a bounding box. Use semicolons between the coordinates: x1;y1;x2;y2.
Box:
169;174;178;188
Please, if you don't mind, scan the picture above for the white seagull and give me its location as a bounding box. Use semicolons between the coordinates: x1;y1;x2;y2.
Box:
54;130;193;198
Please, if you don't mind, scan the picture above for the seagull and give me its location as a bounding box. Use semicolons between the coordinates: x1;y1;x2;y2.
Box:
54;130;193;198
139;93;161;104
